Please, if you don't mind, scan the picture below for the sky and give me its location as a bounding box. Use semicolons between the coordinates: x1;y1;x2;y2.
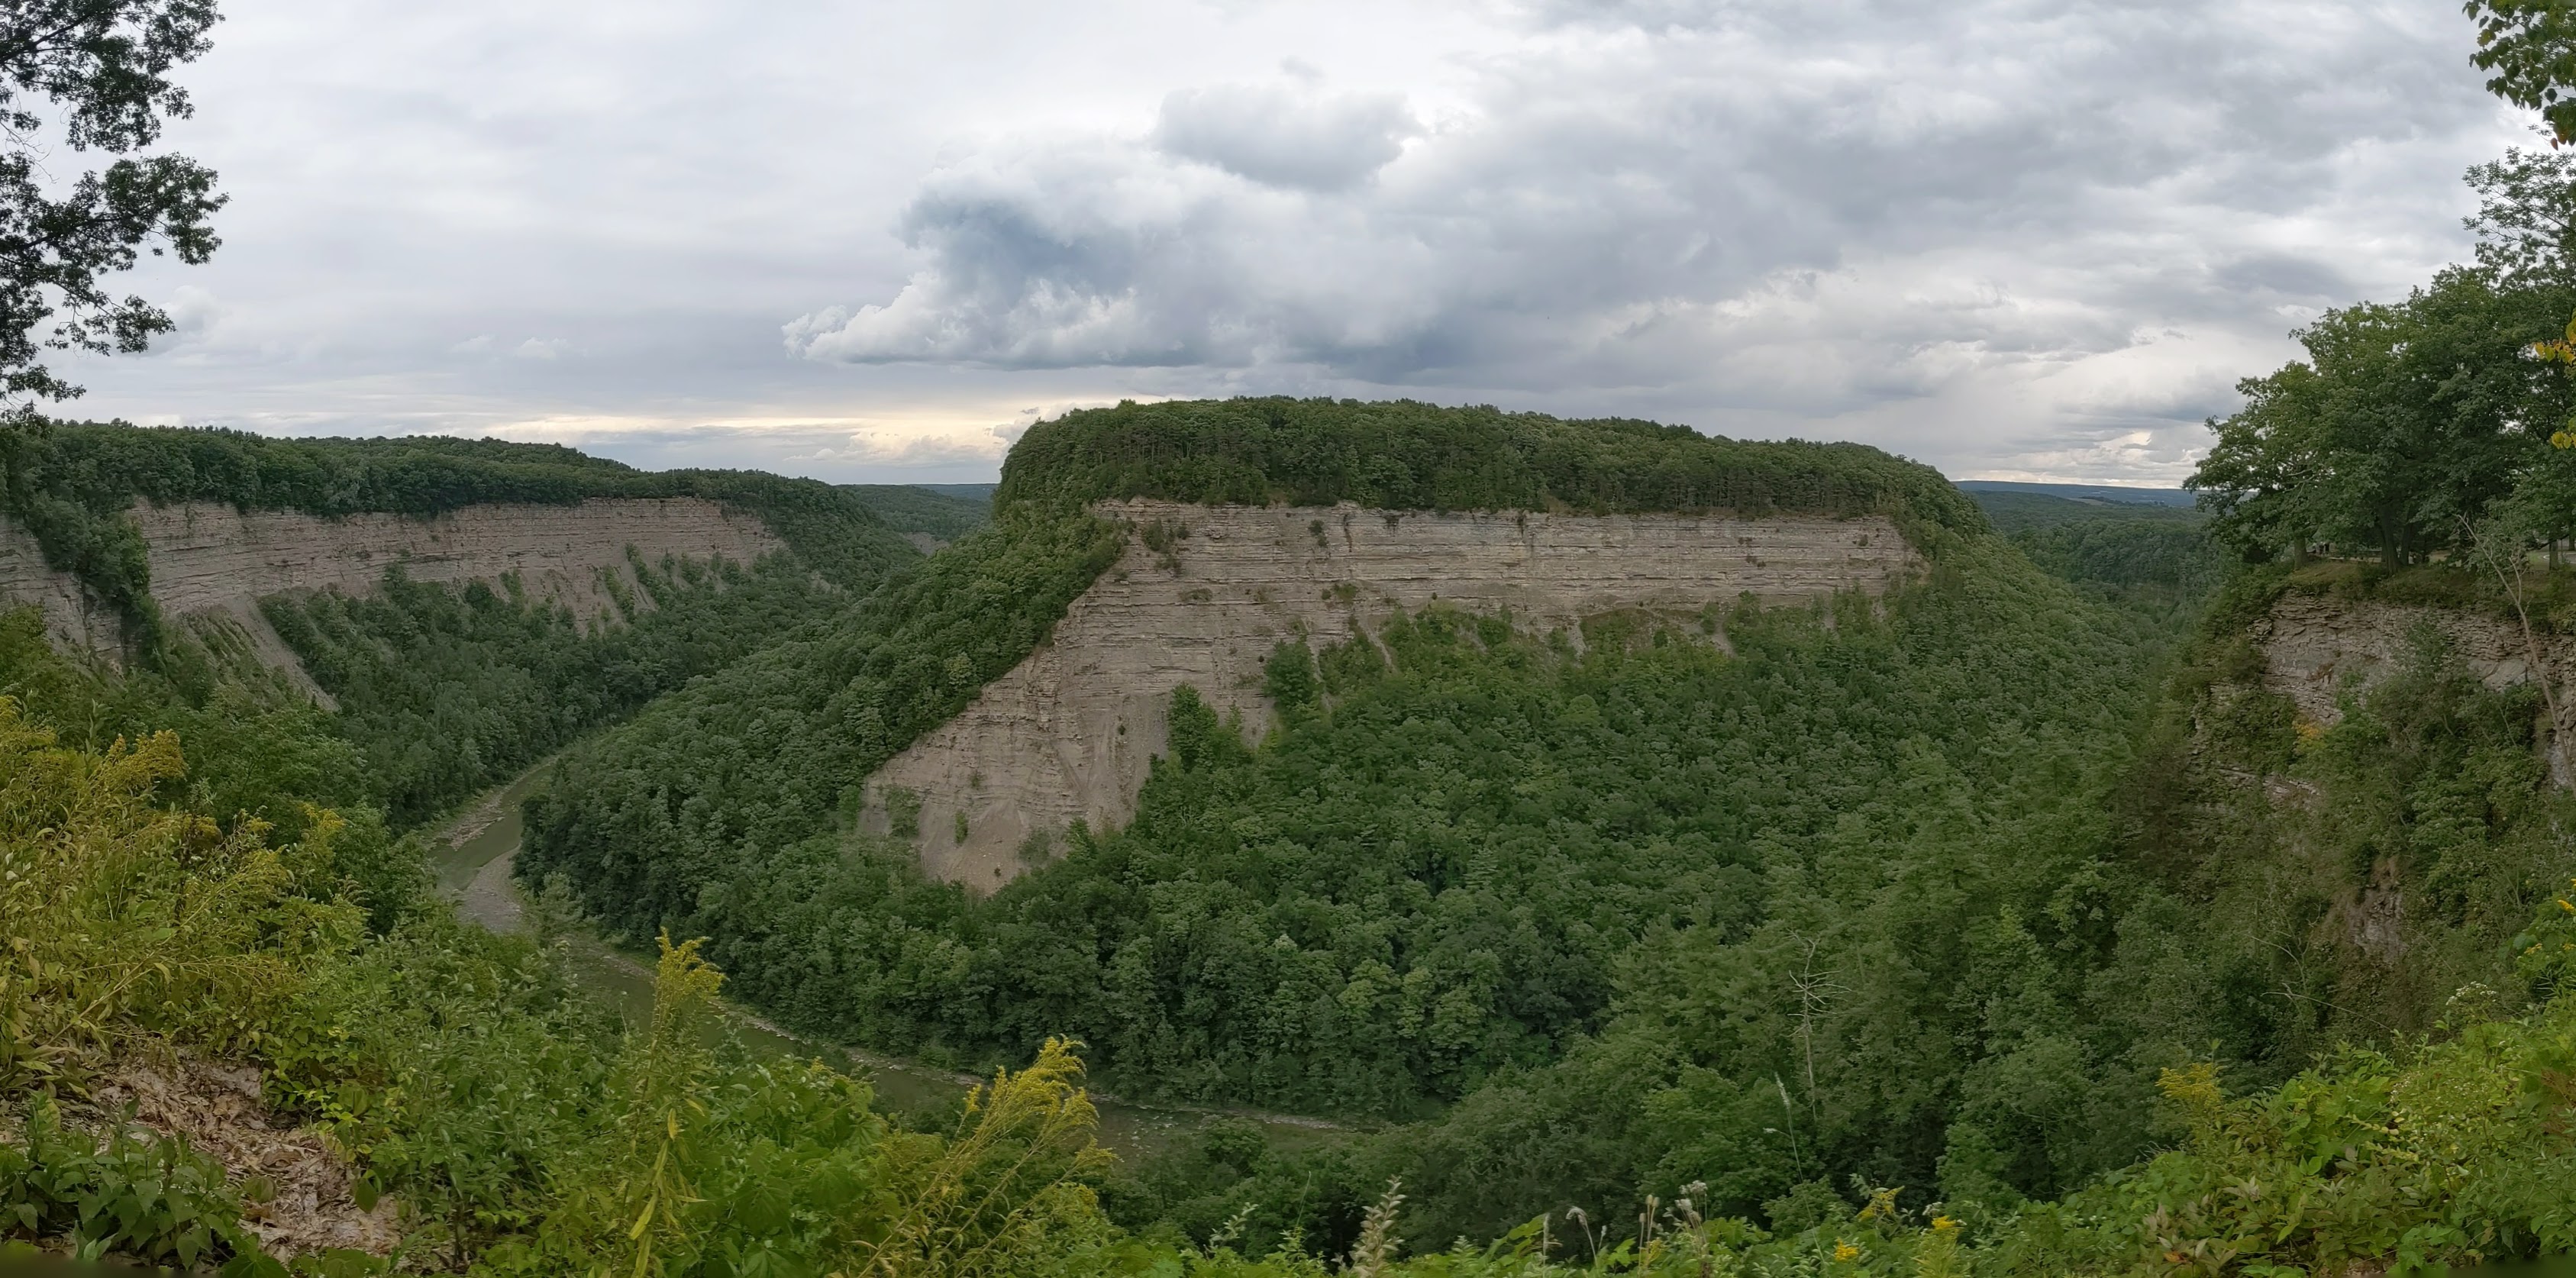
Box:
46;0;2539;486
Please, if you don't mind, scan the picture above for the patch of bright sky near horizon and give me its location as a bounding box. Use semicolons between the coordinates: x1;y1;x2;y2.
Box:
43;0;2534;485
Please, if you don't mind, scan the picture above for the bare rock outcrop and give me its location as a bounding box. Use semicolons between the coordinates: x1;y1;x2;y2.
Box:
0;518;107;650
2255;592;2565;727
867;500;1916;889
0;499;786;691
2255;590;2576;786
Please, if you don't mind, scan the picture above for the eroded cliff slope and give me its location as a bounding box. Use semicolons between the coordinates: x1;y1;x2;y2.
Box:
1;497;783;686
2257;590;2564;723
868;499;1915;886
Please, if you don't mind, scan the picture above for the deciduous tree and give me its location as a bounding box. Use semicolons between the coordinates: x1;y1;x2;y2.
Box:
0;0;223;404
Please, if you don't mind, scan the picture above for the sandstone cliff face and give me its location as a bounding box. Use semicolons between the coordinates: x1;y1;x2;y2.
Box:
2254;590;2576;787
867;499;1916;889
0;519;107;652
0;499;786;689
2255;592;2564;727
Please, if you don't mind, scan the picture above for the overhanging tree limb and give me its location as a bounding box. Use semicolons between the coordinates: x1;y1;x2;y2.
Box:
2470;0;2576;144
0;0;222;405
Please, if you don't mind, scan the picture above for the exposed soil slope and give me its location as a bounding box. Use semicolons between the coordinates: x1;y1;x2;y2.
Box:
866;499;1914;887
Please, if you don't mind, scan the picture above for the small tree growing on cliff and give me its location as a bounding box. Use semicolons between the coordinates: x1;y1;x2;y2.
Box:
0;0;225;409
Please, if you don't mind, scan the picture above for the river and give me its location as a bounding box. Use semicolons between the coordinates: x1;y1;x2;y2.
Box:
424;759;1344;1160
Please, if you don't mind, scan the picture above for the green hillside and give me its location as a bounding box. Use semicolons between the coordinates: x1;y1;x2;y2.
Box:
1962;492;2219;599
1964;489;2201;534
512;399;2196;1235
9;402;2576;1273
840;483;993;543
0;421;921;828
23;0;2576;1267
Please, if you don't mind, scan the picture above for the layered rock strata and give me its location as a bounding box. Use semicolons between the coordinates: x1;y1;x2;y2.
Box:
866;499;1916;889
2255;592;2567;728
0;499;786;688
2255;590;2576;786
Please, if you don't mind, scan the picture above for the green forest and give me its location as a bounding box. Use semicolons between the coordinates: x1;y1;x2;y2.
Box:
17;397;2576;1271
0;422;944;829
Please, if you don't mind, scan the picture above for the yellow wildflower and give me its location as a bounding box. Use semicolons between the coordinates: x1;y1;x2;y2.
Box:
1832;1240;1861;1263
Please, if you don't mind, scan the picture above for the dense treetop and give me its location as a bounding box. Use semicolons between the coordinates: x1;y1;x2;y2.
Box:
997;399;1987;535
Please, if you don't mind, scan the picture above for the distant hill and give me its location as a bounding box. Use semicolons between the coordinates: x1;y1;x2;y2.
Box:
1955;479;2195;507
839;484;993;544
0;420;923;828
1965;488;2202;537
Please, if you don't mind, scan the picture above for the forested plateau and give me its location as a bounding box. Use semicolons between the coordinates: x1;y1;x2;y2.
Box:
7;398;2576;1277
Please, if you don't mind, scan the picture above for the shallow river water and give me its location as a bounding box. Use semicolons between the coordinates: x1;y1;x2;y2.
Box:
424;760;1340;1159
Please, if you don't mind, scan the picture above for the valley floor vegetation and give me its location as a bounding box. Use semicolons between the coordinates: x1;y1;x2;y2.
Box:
17;545;2576;1274
9;399;2576;1274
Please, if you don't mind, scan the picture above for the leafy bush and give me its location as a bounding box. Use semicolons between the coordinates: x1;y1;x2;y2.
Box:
0;700;366;1089
0;665;1133;1274
0;1100;385;1275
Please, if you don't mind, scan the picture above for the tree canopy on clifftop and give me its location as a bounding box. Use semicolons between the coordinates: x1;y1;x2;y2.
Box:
999;398;1986;535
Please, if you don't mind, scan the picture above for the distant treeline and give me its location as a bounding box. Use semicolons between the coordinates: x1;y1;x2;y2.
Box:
835;483;992;543
999;398;1987;534
1965;492;2223;596
0;421;911;644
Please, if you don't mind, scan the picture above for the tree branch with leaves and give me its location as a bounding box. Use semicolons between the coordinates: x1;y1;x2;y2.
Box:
0;0;222;406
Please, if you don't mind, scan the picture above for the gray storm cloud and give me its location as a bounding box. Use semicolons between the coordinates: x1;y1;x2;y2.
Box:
1151;84;1417;190
784;0;2498;463
59;0;2529;484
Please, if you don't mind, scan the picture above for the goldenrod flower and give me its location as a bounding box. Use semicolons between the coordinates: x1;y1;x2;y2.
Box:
1832;1239;1861;1263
